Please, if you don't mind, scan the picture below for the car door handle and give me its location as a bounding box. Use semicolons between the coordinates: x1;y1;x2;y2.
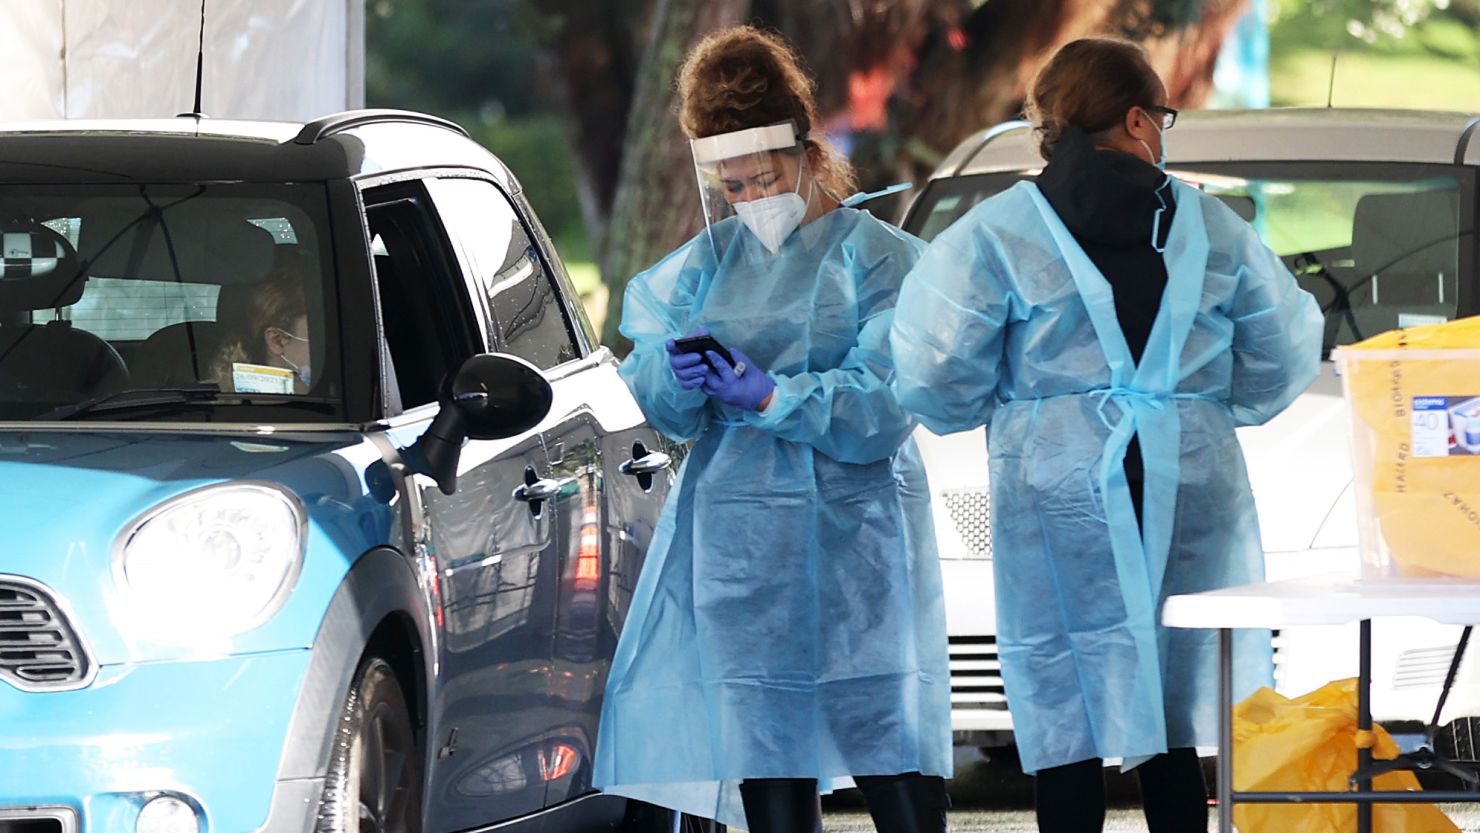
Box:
514;479;561;502
620;452;671;476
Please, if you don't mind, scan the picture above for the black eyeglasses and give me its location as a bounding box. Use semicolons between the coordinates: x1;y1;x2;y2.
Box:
1144;105;1178;130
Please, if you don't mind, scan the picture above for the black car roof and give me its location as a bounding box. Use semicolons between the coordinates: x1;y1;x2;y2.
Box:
0;110;515;188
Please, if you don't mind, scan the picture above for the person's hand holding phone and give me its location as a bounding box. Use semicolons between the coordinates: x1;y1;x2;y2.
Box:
702;347;775;412
672;332;735;370
666;328;712;390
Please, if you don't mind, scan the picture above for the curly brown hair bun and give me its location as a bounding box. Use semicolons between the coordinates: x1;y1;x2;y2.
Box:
1026;37;1164;161
677;25;857;197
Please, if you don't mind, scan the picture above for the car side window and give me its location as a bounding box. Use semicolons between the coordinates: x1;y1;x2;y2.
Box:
363;181;483;412
425;177;580;370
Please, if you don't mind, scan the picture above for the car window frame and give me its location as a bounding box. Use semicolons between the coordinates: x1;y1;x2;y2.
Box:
356;173;486;419
422;171;592;368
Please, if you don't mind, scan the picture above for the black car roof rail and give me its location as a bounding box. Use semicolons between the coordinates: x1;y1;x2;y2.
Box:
293;108;470;145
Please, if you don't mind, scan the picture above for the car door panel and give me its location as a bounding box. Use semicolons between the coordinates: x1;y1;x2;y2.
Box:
363;179;565;832
414;425;561;828
423;173;681;811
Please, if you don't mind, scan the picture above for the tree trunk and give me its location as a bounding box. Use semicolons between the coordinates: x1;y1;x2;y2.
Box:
595;0;750;350
534;0;646;252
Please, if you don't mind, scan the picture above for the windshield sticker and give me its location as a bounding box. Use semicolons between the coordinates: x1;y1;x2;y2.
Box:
1412;396;1480;458
232;362;295;395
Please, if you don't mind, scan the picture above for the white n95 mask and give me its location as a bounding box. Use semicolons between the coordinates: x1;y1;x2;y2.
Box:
691;120;823;264
734;191;808;254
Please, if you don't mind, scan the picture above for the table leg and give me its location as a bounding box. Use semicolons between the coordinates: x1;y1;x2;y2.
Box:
1357;619;1373;833
1219;627;1233;833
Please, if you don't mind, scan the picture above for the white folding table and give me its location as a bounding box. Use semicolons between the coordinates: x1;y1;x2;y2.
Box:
1163;573;1480;833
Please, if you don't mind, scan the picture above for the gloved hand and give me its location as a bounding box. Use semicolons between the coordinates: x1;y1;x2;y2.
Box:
666;328;710;390
701;347;776;412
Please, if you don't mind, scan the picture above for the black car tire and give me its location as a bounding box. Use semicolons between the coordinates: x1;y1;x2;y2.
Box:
316;656;424;833
620;800;726;833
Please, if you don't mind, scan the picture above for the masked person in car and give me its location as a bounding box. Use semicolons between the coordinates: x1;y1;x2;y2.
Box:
212;265;312;395
888;37;1322;833
593;25;951;833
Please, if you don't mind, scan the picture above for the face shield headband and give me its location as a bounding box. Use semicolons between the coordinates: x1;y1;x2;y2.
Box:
691;121;813;256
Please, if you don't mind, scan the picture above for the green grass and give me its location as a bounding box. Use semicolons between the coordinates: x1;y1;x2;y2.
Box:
1272;48;1480;110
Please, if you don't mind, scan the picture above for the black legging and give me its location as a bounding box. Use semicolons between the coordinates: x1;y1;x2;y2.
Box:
1034;748;1207;833
739;772;949;833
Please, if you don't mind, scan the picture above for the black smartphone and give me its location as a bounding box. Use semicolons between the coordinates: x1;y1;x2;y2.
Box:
673;334;735;369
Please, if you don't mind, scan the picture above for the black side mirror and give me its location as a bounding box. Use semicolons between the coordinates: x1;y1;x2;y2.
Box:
409;353;553;495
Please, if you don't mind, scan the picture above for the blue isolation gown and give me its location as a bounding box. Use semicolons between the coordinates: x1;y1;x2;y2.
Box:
890;179;1322;774
594;209;952;826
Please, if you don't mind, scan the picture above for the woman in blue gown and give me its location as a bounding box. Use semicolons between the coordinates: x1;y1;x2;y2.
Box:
890;38;1322;833
593;25;952;833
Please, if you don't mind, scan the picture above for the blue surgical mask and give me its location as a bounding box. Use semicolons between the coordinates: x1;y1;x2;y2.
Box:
289;360;312;388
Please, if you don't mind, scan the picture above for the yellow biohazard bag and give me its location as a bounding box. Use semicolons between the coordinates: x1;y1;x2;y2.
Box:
1233;679;1460;833
1337;316;1480;578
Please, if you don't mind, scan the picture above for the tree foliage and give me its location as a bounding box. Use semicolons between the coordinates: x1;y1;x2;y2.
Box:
520;0;1253;348
367;0;1464;351
1270;0;1480;47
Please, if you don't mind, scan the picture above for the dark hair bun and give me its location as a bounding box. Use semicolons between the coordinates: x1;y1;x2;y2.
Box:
678;26;814;139
676;25;857;197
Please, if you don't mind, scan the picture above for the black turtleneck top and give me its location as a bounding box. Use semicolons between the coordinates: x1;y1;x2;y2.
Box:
1034;125;1176;520
1035;125;1175;364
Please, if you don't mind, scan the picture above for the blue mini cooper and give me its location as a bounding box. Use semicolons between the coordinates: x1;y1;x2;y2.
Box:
0;110;699;833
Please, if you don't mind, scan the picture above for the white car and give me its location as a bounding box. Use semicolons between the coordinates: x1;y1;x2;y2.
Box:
901;108;1480;757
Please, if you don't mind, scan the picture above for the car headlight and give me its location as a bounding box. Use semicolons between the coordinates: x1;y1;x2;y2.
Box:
114;483;305;640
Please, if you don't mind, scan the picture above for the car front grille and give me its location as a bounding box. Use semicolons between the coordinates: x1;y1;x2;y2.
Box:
0;577;93;691
942;488;992;560
949;635;1007;711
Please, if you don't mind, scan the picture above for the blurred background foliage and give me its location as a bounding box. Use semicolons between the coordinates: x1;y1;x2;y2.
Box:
365;0;1480;344
1268;0;1480;107
364;0;601;294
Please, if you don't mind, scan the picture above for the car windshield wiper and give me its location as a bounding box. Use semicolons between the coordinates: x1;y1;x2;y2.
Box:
32;384;234;421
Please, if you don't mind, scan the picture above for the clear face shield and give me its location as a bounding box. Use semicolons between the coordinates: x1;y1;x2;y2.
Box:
691;121;817;260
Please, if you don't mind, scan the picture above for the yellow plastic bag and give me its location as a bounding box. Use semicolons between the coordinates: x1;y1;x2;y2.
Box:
1233;679;1460;833
1339;315;1480;577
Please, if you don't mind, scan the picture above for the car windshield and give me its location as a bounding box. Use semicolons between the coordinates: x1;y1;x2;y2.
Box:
905;161;1476;356
0;183;342;421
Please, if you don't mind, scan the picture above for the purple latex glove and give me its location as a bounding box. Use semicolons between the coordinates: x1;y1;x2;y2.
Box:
666;328;710;390
701;347;776;412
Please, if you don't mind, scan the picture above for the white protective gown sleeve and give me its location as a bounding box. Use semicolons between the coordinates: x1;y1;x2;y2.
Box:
1222;222;1326;426
617;248;712;441
889;222;1015;435
744;246;921;463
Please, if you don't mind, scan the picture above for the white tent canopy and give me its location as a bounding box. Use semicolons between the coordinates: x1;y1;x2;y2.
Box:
0;0;364;122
